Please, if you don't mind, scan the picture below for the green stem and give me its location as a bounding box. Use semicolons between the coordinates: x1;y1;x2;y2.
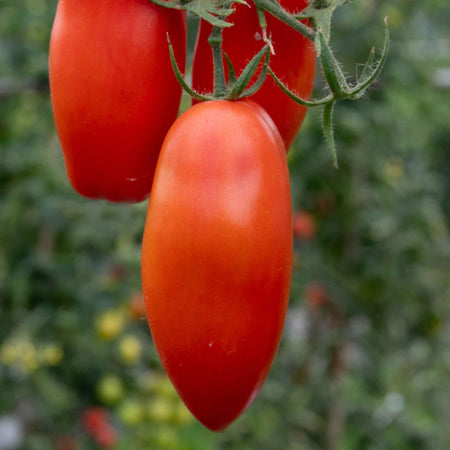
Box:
257;7;268;31
208;26;228;98
254;0;315;42
323;101;338;168
257;8;275;54
269;67;334;107
319;29;349;97
349;19;390;98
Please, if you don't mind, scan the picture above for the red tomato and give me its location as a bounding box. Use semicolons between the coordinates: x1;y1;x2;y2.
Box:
82;407;108;434
82;408;117;449
141;100;293;431
49;0;186;202
94;425;117;449
192;0;315;149
293;210;316;239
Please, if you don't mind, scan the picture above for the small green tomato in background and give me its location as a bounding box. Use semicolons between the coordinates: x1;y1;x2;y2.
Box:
41;343;64;366
96;309;126;340
147;398;173;423
154;376;178;399
119;334;142;365
0;341;19;365
97;374;124;405
118;334;142;365
117;399;144;426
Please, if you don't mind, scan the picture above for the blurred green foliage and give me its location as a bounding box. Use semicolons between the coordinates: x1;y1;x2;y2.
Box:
1;0;449;449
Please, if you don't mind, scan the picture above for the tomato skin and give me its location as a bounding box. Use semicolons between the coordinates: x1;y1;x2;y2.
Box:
49;0;186;202
192;0;315;150
141;100;293;431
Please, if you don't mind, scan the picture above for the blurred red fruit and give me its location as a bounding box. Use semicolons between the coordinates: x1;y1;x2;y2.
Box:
82;407;117;448
293;211;316;240
305;283;329;309
128;292;146;320
82;407;108;433
95;425;117;449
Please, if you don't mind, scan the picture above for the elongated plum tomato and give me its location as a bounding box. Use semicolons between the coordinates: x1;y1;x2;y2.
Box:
141;100;293;431
192;0;315;150
49;0;186;202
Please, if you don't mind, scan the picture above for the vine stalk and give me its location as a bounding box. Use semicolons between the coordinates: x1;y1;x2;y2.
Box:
208;26;228;98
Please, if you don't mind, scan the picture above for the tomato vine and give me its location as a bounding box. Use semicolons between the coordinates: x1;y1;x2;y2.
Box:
154;0;389;165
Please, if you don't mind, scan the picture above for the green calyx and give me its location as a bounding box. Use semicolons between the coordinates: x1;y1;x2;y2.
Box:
167;34;271;102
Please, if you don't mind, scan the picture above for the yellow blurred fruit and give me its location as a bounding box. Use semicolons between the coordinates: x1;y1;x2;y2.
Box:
154;377;178;399
2;340;40;373
0;342;18;365
172;402;193;425
96;309;126;340
147;398;173;423
117;400;144;426
42;344;64;366
23;350;39;373
118;335;142;365
97;375;124;405
138;373;178;399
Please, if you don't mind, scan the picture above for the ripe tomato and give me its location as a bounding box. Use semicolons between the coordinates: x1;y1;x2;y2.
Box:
49;0;186;202
192;0;315;150
141;100;293;431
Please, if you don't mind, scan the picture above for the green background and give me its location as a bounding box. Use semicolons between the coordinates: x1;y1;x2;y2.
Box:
0;0;449;448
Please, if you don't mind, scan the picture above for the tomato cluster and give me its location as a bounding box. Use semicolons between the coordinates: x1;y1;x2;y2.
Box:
49;1;315;432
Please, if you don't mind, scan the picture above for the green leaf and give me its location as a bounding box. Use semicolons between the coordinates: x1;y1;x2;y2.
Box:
240;49;270;98
167;35;212;101
152;0;238;28
224;53;237;85
357;47;376;84
228;45;269;99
